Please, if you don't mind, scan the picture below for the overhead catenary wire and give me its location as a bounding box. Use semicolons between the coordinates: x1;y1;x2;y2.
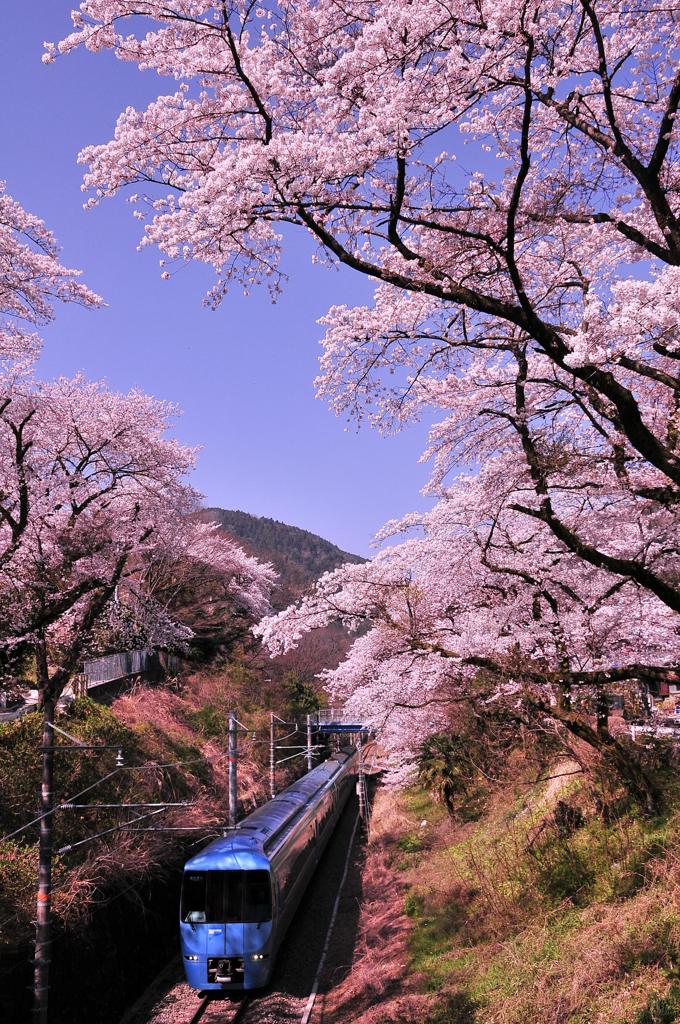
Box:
274;749;316;765
0;747;234;844
274;743;324;750
56;807;168;855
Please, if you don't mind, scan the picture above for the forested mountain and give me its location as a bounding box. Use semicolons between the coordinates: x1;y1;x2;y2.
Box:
198;508;364;610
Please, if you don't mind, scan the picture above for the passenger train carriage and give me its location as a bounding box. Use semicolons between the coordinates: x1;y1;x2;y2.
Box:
180;746;359;991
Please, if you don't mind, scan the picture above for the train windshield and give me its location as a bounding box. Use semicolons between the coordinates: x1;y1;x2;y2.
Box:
181;870;271;924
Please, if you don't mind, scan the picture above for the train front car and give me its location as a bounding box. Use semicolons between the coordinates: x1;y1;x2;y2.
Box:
180;747;360;992
180;846;275;991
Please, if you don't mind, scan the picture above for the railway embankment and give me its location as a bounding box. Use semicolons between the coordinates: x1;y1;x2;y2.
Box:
7;678;680;1024
322;759;680;1024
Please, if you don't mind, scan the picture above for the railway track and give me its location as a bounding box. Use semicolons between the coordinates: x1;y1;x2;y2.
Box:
120;784;369;1024
187;994;250;1024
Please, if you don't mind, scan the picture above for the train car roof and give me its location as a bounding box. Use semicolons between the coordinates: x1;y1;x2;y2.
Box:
184;748;355;872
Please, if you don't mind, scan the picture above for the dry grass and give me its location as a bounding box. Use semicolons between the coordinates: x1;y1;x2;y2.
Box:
319;788;437;1024
325;754;680;1024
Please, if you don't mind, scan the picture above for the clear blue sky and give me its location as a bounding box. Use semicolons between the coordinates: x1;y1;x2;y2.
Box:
1;6;434;557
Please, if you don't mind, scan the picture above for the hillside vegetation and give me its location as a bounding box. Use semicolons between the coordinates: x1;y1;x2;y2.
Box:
328;750;680;1024
198;507;364;609
0;666;316;1024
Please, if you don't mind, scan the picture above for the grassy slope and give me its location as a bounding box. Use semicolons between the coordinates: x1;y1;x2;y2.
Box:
330;760;680;1024
0;667;289;952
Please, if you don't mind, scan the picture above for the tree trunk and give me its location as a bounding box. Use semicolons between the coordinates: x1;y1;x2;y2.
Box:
540;701;660;814
596;685;609;737
33;640;54;1024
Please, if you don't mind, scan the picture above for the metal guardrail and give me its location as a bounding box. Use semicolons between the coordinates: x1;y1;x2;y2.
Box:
83;649;151;686
0;649;181;722
314;708;369;732
82;648;181;687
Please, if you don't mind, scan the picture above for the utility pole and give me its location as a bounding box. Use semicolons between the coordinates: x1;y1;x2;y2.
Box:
33;637;54;1024
269;712;276;799
356;733;366;822
306;714;313;772
228;710;238;827
33;641;124;1024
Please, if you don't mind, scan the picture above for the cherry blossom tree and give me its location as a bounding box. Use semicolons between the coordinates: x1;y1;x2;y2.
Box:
256;478;675;805
0;360;187;695
51;1;680;602
52;3;680;786
0;181;100;360
0;357;275;702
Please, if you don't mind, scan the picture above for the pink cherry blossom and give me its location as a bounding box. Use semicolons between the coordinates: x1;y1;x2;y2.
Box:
54;3;680;780
0;354;273;700
0;183;100;361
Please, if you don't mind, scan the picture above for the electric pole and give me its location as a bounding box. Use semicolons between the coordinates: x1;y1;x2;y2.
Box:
306;714;313;771
228;710;238;827
33;657;54;1024
356;732;366;822
269;712;276;799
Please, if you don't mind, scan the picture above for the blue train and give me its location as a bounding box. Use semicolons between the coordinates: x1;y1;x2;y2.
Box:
180;746;359;991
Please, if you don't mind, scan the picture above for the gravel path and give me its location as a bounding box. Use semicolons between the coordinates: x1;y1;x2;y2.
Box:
118;794;365;1024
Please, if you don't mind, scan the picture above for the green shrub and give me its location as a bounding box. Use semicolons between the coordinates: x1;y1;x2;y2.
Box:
398;833;424;854
404;891;425;917
190;703;229;738
418;732;488;819
635;987;680;1024
534;841;595;905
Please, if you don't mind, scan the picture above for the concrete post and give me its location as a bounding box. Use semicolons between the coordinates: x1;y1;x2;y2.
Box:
356;733;366;821
306;713;313;771
228;710;238;827
269;711;276;799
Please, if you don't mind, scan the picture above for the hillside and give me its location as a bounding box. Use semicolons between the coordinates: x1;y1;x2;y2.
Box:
198;507;365;610
328;758;680;1024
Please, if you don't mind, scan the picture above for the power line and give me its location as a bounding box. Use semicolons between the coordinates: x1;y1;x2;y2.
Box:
0;748;233;844
0;769;122;843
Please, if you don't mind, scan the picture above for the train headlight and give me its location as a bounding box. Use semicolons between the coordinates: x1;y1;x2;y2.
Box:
249;953;267;961
185;955;199;962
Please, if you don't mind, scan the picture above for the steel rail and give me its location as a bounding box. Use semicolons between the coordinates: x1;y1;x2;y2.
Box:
188;994;251;1024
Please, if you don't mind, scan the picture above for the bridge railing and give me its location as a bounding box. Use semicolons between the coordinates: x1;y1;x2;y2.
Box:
314;708;370;732
82;649;181;688
83;649;149;686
